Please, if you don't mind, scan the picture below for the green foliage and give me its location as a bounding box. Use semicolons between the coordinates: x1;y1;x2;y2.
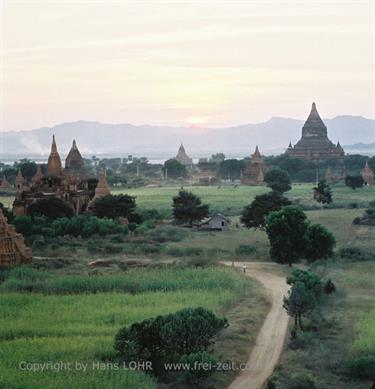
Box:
241;191;291;229
345;175;364;190
335;247;373;262
267;370;316;389
14;159;37;181
1;266;249;295
92;194;137;220
218;159;246;181
286;269;323;299
0;265;255;389
179;351;218;384
172;190;209;226
114;307;228;376
163;159;188;179
235;244;257;256
305;223;335;262
283;281;317;330
144;226;187;243
12;215;127;239
346;356;375;379
27;197;74;219
264;168;291;193
265;205;308;265
313;179;332;204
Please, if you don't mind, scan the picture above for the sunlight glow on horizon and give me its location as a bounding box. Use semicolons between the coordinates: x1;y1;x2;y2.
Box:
1;1;374;132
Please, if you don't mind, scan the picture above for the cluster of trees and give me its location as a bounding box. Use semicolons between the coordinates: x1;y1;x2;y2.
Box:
283;269;335;333
241;168;292;229
9;194;164;239
115;307;227;382
266;205;335;265
12;215;128;239
240;168;335;265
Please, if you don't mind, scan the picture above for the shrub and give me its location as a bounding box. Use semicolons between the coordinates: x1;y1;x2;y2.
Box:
346;355;375;379
179;351;217;384
267;371;316;389
145;226;187;243
166;247;205;257
286;269;323;299
324;279;336;294
27;197;74;219
235;244;257;256
336;247;373;262
114;307;228;376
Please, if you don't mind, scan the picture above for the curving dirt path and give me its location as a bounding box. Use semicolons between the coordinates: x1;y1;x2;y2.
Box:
223;262;290;389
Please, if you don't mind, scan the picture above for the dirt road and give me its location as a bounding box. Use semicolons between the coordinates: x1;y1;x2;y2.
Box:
224;262;290;389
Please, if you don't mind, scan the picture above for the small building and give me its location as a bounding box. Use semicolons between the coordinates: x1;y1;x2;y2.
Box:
198;213;230;231
361;162;374;186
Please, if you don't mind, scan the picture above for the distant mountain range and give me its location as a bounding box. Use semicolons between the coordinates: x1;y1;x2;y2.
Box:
1;115;374;159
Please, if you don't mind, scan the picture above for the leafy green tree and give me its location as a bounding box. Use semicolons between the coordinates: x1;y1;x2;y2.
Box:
313;179;332;204
345;175;364;190
163;159;188;179
305;224;335;262
27;197;74;219
210;153;225;163
241;191;291;229
265;205;308;266
283;281;316;330
92;194;137;220
218;159;245;181
172;190;209;226
286;269;323;299
114;307;227;376
264;168;292;193
14;159;37;181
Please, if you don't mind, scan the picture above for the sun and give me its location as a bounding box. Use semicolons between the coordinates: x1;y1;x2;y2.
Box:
185;116;211;126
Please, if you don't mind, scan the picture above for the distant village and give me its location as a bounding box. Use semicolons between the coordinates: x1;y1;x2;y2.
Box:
1;103;373;216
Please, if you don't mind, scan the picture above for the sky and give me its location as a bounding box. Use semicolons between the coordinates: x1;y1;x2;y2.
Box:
1;0;374;132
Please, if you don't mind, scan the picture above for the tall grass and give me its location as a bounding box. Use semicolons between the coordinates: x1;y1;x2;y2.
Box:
353;309;375;355
0;267;255;389
1;266;249;294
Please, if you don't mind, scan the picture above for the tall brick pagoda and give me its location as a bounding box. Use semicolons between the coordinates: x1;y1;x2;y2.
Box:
0;208;32;267
286;102;345;162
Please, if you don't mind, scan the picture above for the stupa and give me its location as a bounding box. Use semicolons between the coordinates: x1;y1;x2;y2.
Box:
241;146;267;185
175;143;193;167
361;162;373;186
286;103;345;162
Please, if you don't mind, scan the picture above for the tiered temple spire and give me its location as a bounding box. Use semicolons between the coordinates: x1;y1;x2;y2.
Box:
285;102;345;162
47;135;63;176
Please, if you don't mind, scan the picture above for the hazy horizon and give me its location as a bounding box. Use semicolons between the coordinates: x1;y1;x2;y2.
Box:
1;1;374;132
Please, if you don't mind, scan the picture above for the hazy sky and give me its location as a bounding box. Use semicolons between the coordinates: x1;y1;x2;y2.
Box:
1;0;374;132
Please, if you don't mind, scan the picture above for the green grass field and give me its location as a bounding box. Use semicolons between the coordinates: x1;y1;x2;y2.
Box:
111;183;375;215
0;266;268;389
